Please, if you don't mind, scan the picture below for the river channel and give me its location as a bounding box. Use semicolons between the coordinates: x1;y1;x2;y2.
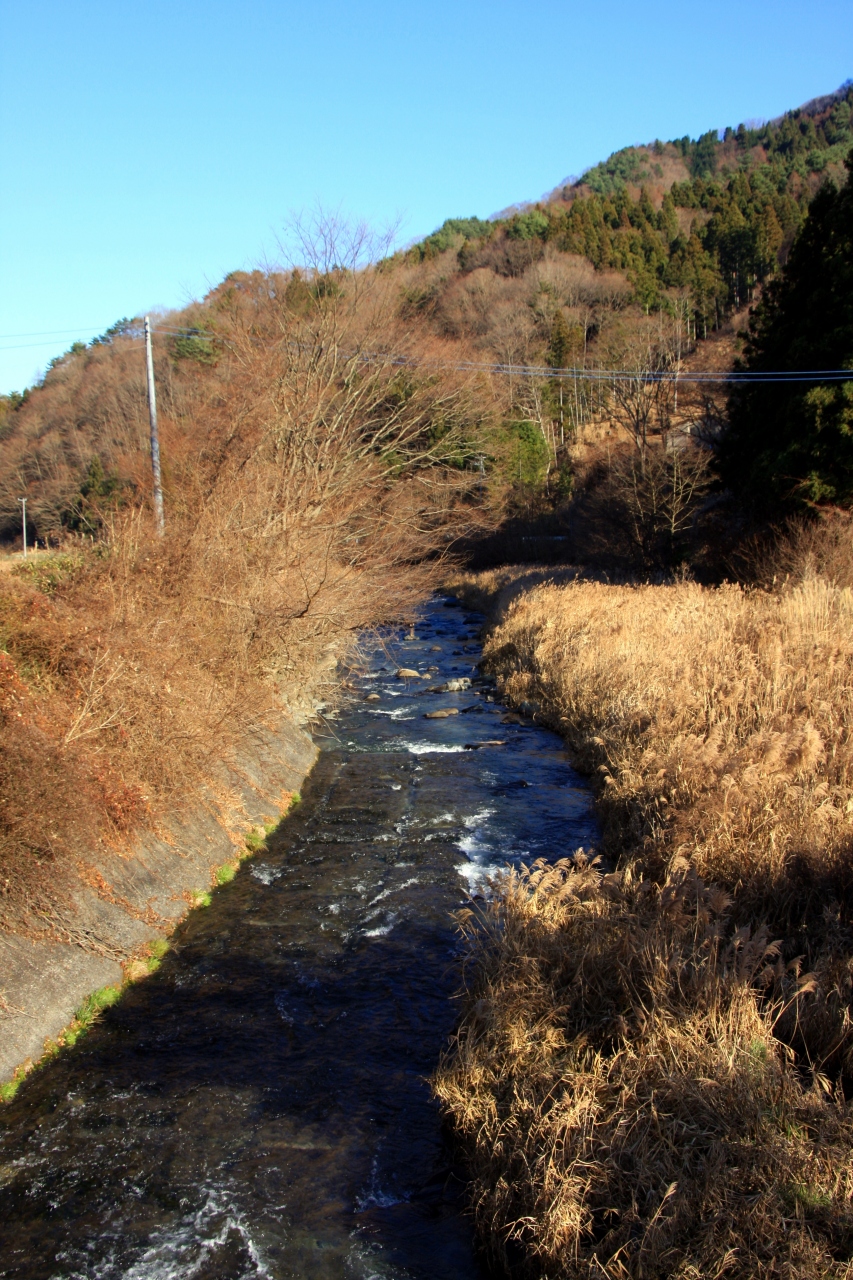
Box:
0;597;597;1280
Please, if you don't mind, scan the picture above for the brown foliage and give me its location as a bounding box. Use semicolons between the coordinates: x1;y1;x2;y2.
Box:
0;340;155;540
438;545;853;1275
0;644;104;929
764;509;853;591
0;221;498;937
435;857;853;1279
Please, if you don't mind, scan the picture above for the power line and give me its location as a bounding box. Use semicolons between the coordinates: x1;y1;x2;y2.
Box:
0;329;208;353
355;351;853;385
0;338;136;353
0;322;191;340
0;327;115;339
3;327;851;385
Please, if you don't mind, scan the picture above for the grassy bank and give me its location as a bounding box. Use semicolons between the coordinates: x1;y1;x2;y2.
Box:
435;556;853;1278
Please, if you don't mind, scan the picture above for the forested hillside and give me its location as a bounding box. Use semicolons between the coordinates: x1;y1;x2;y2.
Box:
723;152;853;509
0;227;490;946
1;80;851;559
420;81;853;323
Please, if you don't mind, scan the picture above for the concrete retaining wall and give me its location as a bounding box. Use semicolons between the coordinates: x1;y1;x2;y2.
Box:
0;714;318;1082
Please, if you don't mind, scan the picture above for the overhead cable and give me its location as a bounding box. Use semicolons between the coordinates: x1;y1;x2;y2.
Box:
3;327;851;386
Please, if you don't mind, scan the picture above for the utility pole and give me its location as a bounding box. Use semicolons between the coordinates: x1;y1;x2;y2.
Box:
18;498;27;557
144;316;165;536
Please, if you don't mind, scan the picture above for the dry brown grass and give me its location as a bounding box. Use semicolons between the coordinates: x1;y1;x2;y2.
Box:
458;568;853;930
435;857;853;1279
436;551;853;1276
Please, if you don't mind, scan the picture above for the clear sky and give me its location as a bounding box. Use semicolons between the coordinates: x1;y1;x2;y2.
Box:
1;0;851;393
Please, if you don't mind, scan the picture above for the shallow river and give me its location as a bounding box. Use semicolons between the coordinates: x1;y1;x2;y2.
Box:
0;597;597;1280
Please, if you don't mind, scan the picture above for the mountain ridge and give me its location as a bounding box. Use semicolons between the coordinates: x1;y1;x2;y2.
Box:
502;79;853;217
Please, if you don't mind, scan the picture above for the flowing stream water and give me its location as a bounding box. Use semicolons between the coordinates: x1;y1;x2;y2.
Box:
0;597;597;1280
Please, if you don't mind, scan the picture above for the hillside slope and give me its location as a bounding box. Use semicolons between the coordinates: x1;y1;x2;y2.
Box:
421;81;853;318
1;82;850;556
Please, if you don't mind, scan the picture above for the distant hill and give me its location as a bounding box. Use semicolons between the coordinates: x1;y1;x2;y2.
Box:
563;80;853;201
3;82;852;544
418;82;853;318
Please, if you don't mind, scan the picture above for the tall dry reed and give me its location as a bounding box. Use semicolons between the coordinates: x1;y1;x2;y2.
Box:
467;572;853;931
434;856;853;1279
436;561;853;1276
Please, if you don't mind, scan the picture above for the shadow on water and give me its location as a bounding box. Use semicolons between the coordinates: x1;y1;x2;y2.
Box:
0;599;598;1280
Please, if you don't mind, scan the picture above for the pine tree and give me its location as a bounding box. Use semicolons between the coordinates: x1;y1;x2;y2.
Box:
548;310;572;369
755;205;784;278
659;191;679;244
719;151;853;509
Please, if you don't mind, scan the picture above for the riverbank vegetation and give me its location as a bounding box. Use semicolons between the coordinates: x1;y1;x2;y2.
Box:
437;520;853;1277
427;97;853;1275
0;216;492;941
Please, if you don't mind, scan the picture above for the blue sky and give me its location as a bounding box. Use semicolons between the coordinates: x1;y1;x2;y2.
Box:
1;0;851;392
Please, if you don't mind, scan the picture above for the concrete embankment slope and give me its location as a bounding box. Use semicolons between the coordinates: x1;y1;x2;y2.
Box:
0;714;317;1082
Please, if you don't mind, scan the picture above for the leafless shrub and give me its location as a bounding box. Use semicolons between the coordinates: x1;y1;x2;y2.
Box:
457;235;545;278
601;445;713;568
534;250;631;311
607;356;675;454
770;509;853;590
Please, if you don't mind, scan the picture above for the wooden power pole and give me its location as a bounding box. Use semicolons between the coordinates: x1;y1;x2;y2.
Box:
19;497;27;558
144;316;165;536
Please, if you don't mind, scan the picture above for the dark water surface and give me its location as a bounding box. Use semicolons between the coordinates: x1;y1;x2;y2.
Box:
0;598;597;1280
